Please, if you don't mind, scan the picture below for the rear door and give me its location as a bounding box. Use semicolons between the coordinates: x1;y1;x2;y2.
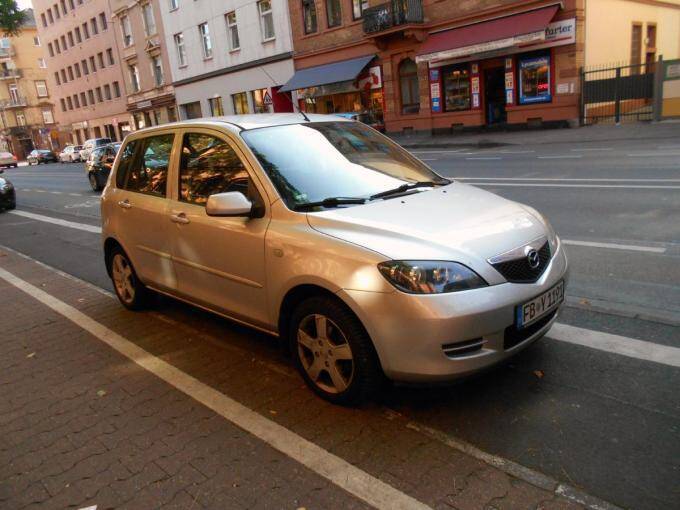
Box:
107;131;178;291
167;128;270;327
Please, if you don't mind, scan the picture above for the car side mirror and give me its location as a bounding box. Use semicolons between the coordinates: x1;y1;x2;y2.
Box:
206;191;253;217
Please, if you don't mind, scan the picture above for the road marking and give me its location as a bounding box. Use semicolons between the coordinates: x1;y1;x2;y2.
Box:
0;265;431;510
499;150;535;154
8;210;101;233
562;239;666;253
49;191;62;195
34;189;46;193
570;148;613;152
465;183;680;189
537;155;583;159
466;157;502;160
410;149;467;154
454;177;680;182
68;193;83;196
549;323;680;368
418;158;439;161
657;145;680;150
627;151;680;157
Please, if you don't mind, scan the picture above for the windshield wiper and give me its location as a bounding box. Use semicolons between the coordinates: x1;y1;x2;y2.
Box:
293;197;366;211
369;180;448;200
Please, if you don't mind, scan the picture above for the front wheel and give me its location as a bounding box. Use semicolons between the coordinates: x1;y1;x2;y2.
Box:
108;247;150;310
290;296;384;405
89;172;102;191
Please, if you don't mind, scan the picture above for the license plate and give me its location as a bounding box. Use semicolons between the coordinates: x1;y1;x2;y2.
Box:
516;281;564;328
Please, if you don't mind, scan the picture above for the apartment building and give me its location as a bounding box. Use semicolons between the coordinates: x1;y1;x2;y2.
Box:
0;9;58;159
110;0;176;129
33;0;132;144
283;0;585;133
159;0;296;119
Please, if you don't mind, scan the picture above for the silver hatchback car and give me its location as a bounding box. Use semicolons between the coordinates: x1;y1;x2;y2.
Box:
101;114;568;404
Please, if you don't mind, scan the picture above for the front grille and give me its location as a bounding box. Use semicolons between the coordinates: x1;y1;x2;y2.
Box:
504;309;557;350
491;242;551;283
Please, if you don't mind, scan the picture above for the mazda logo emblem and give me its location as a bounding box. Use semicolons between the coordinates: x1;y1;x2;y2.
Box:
527;249;540;269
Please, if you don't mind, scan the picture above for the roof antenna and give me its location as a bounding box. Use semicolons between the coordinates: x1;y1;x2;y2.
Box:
259;67;310;122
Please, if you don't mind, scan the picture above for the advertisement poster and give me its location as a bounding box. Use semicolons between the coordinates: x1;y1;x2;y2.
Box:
430;82;441;113
471;76;480;94
472;94;480;108
504;72;514;90
519;56;552;104
429;69;440;82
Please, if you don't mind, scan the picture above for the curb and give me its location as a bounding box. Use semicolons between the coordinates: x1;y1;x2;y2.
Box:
565;295;680;327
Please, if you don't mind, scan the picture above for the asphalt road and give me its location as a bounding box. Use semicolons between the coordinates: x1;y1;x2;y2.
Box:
0;142;679;509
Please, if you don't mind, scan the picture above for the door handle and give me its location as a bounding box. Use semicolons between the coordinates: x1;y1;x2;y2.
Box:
117;199;132;209
170;212;190;225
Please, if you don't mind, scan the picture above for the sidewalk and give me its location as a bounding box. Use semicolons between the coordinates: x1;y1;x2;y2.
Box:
0;246;599;510
389;121;680;149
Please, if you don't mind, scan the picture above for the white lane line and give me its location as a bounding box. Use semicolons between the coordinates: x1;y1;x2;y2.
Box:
627;152;680;157
499;150;535;154
68;193;83;196
570;148;613;152
549;323;680;368
0;265;431;510
562;239;666;254
8;210;101;234
49;191;62;195
537;155;583;159
465;183;680;189
34;189;46;193
466;157;502;160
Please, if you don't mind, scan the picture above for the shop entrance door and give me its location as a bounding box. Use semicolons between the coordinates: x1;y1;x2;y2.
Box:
484;67;507;125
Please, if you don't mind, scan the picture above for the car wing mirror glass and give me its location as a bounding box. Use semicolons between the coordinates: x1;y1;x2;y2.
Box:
205;191;253;217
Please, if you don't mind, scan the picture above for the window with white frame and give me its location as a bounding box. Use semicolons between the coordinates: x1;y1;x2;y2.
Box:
33;36;41;46
352;0;368;19
121;15;133;46
258;1;275;41
142;3;156;36
37;58;47;68
198;22;212;58
174;33;187;66
129;64;140;92
225;11;239;50
16;112;26;126
169;0;179;10
42;108;55;124
35;80;49;97
152;55;164;86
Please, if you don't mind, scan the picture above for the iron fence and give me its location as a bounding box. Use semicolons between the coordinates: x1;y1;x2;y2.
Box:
363;0;424;34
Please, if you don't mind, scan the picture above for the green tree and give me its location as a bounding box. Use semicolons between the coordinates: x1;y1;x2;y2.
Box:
0;0;26;37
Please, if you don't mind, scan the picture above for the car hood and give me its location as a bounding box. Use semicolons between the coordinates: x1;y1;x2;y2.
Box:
307;182;547;272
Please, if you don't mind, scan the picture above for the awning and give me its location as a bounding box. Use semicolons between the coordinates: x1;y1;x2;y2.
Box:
416;5;559;64
279;55;375;92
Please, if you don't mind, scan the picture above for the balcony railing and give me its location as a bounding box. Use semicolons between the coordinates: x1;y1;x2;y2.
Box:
363;0;424;34
0;96;27;109
0;69;21;80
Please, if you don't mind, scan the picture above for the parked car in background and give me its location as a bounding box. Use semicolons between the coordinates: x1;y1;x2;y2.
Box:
86;142;121;191
59;145;84;163
27;149;58;165
101;114;567;405
80;138;112;161
0;169;16;210
0;151;18;168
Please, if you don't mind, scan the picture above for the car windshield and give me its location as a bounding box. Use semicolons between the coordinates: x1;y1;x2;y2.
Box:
241;122;444;209
96;139;112;146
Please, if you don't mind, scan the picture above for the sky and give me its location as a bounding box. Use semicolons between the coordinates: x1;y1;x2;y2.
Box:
17;0;33;9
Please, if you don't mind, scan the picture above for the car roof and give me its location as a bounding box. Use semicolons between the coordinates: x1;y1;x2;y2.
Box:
128;113;352;137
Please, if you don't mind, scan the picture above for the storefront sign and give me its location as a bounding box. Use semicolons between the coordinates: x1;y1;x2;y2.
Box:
544;18;576;47
356;66;382;90
136;100;152;109
418;30;544;63
430;69;440;81
505;58;513;70
519;56;552;104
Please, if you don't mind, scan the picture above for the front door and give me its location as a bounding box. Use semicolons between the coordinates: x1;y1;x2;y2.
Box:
168;129;269;327
108;131;177;291
484;67;507;125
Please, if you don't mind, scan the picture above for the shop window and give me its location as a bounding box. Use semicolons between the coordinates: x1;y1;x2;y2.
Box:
518;55;551;105
251;89;269;113
208;96;224;116
302;0;317;34
326;0;341;28
352;0;368;20
442;66;470;112
399;58;419;115
232;92;249;114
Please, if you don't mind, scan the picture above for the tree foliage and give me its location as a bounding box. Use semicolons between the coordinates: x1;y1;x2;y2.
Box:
0;0;26;37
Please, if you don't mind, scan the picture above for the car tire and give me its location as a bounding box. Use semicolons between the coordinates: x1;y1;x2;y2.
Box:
289;295;384;405
108;247;150;311
12;164;17;168
7;201;15;210
89;172;102;192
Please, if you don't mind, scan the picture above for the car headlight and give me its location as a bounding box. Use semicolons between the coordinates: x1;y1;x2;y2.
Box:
378;261;487;294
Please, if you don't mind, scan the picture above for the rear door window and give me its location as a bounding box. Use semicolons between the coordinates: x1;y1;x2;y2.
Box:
115;134;174;197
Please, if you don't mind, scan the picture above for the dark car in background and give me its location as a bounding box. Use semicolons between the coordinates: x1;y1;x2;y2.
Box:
27;149;58;165
0;169;16;210
86;142;121;191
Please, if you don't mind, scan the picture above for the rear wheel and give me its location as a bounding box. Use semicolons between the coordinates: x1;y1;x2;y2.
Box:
108;247;150;310
89;172;102;191
290;296;384;405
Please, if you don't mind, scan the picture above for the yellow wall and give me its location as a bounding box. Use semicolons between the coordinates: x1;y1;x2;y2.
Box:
585;0;680;67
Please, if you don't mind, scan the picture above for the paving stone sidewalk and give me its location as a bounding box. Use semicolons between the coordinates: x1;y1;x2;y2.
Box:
0;247;588;510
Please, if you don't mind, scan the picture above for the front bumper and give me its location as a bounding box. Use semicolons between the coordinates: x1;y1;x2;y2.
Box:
339;241;568;382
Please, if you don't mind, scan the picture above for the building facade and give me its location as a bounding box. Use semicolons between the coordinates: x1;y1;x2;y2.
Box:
33;0;133;145
0;9;58;159
110;0;176;130
284;0;584;133
158;0;296;119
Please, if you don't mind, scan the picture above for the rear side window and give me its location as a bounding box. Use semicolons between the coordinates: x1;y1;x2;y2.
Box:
115;134;174;197
179;133;250;205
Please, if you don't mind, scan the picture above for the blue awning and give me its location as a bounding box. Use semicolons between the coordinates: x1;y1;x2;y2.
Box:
279;55;375;92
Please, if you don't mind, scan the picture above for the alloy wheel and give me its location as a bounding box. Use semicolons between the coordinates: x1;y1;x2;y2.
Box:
89;173;98;191
111;254;135;305
297;314;354;394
